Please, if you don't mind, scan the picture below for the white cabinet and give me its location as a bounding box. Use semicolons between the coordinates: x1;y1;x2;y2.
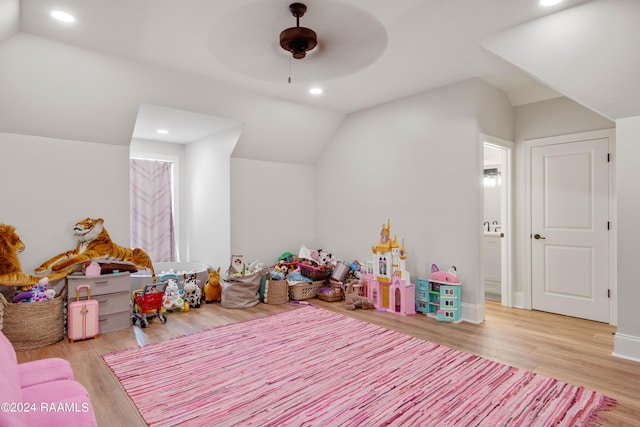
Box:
483;233;501;296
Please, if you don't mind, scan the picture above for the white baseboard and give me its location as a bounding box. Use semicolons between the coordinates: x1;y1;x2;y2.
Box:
613;333;640;362
462;301;484;324
513;291;527;309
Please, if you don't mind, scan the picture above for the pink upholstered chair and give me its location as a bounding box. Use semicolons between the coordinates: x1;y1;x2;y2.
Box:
0;331;98;427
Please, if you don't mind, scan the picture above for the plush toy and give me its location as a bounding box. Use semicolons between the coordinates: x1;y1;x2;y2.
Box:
278;252;295;264
12;277;54;303
203;267;222;304
429;264;460;284
161;274;185;311
35;218;156;281
344;282;374;310
270;267;286;281
0;224;73;291
230;255;245;275
183;273;202;308
318;249;334;266
349;260;363;280
275;262;291;277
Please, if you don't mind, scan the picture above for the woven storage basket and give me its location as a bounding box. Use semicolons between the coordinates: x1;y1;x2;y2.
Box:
264;279;288;304
0;292;7;331
317;287;343;302
289;280;324;301
1;284;67;351
298;263;331;281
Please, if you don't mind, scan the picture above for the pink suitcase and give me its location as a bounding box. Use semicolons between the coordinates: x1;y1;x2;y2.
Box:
68;284;99;342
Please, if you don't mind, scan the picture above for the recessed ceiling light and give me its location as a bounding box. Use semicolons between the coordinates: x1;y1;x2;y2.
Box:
539;0;563;6
309;87;323;95
51;10;75;23
156;129;169;135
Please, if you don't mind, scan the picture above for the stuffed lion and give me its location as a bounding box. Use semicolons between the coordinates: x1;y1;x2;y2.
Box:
0;224;72;290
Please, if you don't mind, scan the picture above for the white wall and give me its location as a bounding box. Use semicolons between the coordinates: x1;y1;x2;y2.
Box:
614;116;640;361
0;132;130;272
315;79;485;321
476;79;514;141
513;97;615;307
0;0;18;43
230;158;315;267
184;126;242;270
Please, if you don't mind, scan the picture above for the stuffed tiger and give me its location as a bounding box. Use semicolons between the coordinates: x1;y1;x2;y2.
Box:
0;223;73;290
35;218;156;280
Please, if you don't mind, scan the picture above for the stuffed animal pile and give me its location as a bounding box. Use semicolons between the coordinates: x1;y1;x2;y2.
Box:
12;277;56;303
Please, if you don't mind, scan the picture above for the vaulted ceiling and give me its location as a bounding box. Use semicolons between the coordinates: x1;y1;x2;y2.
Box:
0;0;638;156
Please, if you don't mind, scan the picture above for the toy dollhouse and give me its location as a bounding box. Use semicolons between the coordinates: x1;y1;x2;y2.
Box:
361;220;415;315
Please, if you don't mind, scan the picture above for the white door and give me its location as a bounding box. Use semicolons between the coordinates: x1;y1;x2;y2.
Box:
531;136;610;322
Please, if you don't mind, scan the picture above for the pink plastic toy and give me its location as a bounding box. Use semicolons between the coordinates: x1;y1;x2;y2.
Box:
429;264;460;284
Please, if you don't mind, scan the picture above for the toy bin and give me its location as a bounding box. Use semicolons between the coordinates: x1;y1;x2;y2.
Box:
1;284;66;351
289;280;324;300
263;279;288;305
298;263;331;281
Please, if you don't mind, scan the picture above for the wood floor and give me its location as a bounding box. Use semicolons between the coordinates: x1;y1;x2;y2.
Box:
16;300;640;426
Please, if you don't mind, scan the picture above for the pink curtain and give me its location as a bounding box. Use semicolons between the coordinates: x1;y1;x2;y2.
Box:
130;159;176;262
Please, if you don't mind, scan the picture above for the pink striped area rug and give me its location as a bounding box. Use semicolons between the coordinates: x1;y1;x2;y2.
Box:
102;306;615;426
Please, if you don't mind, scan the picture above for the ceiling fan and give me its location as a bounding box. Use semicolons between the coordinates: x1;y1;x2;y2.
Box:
279;3;317;59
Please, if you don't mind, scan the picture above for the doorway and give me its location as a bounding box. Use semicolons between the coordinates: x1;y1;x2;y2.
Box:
482;136;513;307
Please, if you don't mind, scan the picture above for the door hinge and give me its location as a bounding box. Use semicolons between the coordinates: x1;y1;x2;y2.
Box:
607;153;611;162
608;221;611;230
608;289;611;298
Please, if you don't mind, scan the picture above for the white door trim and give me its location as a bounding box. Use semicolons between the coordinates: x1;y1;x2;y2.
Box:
481;134;514;308
525;129;616;325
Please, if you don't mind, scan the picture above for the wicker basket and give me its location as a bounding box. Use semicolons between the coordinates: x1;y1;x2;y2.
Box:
298;263;331;281
289;280;324;301
317;287;343;302
0;292;6;331
264;279;288;305
1;284;67;351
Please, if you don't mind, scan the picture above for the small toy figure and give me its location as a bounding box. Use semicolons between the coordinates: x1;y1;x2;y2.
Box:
161;274;185;311
203;267;222;304
183;273;202;308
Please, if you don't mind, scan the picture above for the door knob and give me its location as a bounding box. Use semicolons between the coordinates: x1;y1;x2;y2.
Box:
533;233;546;240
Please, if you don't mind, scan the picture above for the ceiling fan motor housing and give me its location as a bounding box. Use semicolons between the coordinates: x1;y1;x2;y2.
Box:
280;3;317;59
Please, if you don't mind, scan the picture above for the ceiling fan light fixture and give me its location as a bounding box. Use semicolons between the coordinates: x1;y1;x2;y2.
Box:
280;3;317;59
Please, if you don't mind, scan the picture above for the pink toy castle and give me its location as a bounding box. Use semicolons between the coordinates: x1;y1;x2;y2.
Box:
361;220;415;316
